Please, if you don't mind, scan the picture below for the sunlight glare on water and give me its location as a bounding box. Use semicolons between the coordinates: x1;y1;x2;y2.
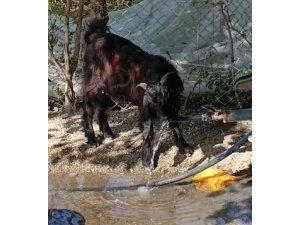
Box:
49;174;251;225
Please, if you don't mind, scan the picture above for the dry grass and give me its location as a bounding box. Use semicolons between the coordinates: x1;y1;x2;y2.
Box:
48;106;252;177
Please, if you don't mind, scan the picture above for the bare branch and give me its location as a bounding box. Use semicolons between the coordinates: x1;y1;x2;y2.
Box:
230;25;252;48
64;0;71;77
219;1;235;63
49;50;66;79
71;0;84;74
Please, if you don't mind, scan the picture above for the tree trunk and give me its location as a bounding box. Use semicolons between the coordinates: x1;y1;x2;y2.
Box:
63;0;74;113
70;0;84;74
91;0;108;20
62;0;84;113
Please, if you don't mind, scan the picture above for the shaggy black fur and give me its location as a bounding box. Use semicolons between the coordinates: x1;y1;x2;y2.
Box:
81;17;193;169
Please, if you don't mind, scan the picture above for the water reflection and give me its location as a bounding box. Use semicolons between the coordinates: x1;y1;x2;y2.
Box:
49;174;251;225
102;177;251;225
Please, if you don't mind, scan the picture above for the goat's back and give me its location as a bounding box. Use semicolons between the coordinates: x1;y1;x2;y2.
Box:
82;30;184;106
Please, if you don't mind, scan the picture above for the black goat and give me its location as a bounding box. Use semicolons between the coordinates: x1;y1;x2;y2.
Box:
82;16;193;169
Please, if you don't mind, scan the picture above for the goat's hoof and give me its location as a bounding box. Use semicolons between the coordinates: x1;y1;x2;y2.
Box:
145;165;155;173
86;139;98;147
142;160;151;170
103;133;115;140
133;126;143;133
144;167;152;173
142;159;156;172
180;146;194;156
149;163;155;172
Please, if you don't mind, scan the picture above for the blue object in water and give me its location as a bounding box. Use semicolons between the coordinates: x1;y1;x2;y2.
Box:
48;209;85;225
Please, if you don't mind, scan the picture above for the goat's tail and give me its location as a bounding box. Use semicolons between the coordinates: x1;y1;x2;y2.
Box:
84;16;109;44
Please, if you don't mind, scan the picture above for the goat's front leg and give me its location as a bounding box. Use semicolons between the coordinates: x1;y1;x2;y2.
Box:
136;99;145;133
169;121;193;156
141;118;154;169
150;120;169;170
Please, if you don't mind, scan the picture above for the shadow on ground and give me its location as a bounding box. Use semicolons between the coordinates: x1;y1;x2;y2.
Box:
48;106;252;174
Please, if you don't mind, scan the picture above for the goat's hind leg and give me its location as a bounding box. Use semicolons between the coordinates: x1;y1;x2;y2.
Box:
169;121;193;156
83;104;98;146
96;105;114;139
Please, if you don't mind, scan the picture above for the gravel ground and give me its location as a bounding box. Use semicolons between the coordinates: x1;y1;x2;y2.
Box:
48;106;252;177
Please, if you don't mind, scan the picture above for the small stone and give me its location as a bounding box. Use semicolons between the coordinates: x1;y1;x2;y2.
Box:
69;172;78;177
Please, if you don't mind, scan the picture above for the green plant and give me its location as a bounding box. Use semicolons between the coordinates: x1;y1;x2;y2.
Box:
201;69;236;108
238;67;252;77
205;70;232;96
184;66;251;110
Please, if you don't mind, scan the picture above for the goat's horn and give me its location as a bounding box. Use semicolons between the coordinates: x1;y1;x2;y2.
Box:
136;83;148;90
160;72;174;84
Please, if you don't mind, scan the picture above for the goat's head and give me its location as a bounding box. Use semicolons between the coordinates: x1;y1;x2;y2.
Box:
84;16;110;43
136;72;173;106
89;15;109;28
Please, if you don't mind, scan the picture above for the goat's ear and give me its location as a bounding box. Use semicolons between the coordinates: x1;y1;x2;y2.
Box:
136;83;148;91
160;72;173;85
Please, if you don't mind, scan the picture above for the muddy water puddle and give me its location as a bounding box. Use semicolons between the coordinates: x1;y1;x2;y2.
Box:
49;174;251;225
